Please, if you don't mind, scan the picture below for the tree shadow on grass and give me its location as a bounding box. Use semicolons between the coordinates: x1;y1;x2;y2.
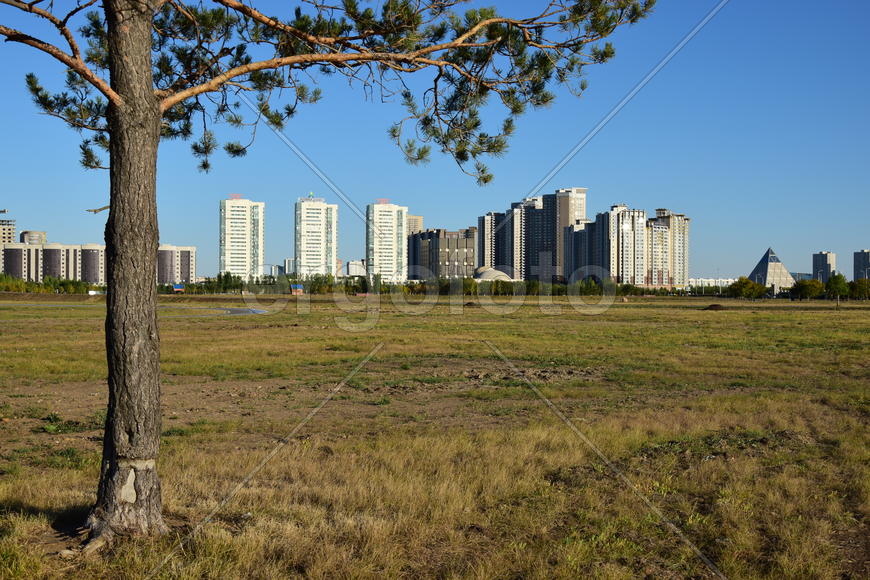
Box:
0;500;91;541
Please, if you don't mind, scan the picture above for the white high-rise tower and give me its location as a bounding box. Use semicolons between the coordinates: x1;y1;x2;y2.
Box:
294;194;338;276
366;200;408;283
219;195;265;278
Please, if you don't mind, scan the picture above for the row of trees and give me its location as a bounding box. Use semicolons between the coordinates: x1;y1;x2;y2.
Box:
15;271;867;300
158;274;684;298
0;274;95;294
791;275;869;300
726;275;870;300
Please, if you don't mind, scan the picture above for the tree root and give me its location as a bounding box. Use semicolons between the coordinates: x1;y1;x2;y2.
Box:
80;531;113;557
62;503;170;560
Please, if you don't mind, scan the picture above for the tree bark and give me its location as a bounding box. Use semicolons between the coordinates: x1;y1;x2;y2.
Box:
87;0;167;542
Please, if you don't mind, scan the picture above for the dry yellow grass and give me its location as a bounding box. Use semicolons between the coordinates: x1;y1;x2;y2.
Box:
0;295;867;578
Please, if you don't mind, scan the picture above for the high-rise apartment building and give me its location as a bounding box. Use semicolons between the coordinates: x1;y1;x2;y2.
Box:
645;219;671;287
511;199;538;279
366;201;408;283
613;206;648;285
408;228;477;279
405;214;424;269
554;187;587;279
157;245;197;285
477;188;586;282
477;212;500;270
479;190;688;287
0;220;14;244
646;209;690;287
812;251;836;283
477;208;526;279
563;221;587;282
522;195;553;281
407;214;424;234
573;204;647;285
518;188;589;282
854;250;870;280
565;205;688;287
219;196;265;279
294;195;338;276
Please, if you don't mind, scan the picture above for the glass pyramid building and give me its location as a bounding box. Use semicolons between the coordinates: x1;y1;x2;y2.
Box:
747;248;795;293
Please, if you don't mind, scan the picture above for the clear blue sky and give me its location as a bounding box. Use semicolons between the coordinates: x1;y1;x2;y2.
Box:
1;1;868;278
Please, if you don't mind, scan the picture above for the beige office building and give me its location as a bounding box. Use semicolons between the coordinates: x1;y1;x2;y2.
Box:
408;228;477;279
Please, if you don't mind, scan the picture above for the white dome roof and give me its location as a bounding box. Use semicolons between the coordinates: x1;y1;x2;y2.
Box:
474;267;512;281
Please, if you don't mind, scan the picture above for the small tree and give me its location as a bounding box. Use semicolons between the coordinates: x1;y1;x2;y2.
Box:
727;277;768;299
1;0;653;547
825;273;849;300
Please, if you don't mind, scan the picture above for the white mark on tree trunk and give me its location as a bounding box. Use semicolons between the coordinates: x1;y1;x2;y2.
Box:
118;458;155;470
119;469;137;503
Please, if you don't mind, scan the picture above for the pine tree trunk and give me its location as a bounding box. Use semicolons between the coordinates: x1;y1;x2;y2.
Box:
86;0;167;543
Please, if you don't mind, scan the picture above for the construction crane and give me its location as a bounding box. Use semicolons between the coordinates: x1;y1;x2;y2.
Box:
86;205;110;214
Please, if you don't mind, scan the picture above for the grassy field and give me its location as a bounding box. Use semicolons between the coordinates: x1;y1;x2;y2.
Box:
0;294;867;578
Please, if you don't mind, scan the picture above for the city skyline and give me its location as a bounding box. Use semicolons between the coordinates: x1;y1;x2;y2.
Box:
5;190;869;282
1;1;866;279
5;203;862;290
